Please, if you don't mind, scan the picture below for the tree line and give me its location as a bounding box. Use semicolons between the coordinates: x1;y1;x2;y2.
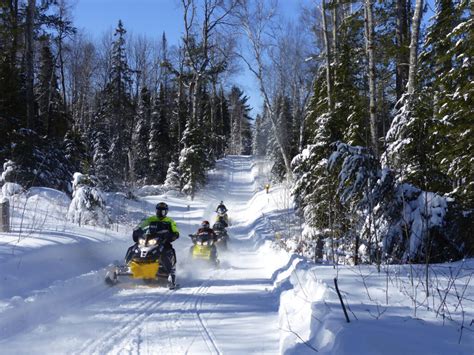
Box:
0;0;252;199
284;0;473;264
0;0;472;263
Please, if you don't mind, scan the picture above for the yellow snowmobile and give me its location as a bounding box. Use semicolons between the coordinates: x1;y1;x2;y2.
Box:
105;224;175;286
188;232;219;266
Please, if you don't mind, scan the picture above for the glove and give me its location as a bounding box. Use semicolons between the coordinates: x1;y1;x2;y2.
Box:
168;232;179;243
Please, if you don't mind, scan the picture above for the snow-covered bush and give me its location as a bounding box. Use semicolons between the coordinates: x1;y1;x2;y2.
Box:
164;161;181;190
1;182;24;197
2;129;74;192
329;142;465;263
67;173;111;227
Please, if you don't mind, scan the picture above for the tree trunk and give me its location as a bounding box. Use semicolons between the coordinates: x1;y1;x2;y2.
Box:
407;0;424;95
0;198;10;233
25;0;36;129
322;0;334;112
332;0;339;84
58;40;68;113
396;0;409;100
364;0;379;157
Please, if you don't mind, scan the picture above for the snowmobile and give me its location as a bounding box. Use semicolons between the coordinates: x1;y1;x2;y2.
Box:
105;224;176;287
215;212;229;228
212;220;229;250
188;232;219;266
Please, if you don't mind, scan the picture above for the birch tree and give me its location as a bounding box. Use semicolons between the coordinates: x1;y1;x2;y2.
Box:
364;0;379;157
237;0;293;178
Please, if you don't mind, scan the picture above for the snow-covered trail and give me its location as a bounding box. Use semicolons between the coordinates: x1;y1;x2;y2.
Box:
1;156;290;354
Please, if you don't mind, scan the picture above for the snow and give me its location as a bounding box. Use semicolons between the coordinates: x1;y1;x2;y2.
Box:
1;182;23;197
0;156;473;354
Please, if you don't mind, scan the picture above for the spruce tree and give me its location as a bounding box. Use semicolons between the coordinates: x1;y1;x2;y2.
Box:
148;84;171;184
178;121;207;200
425;0;473;207
97;20;134;186
132;87;151;184
36;39;68;138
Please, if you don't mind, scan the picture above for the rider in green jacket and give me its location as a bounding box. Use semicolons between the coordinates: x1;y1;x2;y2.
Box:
126;202;179;288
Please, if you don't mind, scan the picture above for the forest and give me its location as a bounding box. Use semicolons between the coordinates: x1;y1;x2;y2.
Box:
0;0;472;264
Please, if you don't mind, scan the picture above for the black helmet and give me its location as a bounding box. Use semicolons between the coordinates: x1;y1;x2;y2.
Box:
156;202;168;217
201;220;210;229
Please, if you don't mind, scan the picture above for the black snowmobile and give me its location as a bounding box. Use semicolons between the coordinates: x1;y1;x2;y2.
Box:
105;224;176;288
212;220;229;250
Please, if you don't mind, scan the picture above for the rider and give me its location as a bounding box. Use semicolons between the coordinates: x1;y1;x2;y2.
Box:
197;220;216;238
215;201;228;215
128;202;179;288
191;220;218;261
215;201;229;226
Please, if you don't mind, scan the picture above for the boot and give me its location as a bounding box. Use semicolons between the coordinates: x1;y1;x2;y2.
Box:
168;274;177;290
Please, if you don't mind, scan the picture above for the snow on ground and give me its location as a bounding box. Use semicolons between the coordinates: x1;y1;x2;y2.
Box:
0;155;473;354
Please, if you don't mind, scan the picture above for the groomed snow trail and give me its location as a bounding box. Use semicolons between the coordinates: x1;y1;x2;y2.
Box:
1;156;289;354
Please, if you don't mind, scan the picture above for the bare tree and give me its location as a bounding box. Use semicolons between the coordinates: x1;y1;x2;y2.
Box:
65;32;97;131
54;0;75;114
180;0;238;125
129;34;154;99
237;0;296;178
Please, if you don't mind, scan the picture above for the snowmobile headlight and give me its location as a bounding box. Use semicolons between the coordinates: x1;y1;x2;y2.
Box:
197;241;202;245
148;239;157;246
138;238;146;246
203;241;209;246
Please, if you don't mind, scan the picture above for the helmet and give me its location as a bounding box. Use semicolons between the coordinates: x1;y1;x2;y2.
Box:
201;220;210;229
156;202;168;217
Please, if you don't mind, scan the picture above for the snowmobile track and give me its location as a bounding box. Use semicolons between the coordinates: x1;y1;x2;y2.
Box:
74;288;174;354
189;280;221;355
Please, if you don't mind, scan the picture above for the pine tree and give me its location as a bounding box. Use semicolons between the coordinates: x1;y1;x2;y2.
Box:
67;172;111;227
178;121;207;200
131;87;151;184
164;160;181;190
253;113;267;157
228;86;252;156
148;84;171;184
97;20;134;186
91;110;114;190
36;39;68;138
425;0;474;207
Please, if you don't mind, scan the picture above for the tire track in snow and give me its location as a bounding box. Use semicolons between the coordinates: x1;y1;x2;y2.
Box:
194;281;221;355
0;271;117;342
74;287;173;354
182;269;227;355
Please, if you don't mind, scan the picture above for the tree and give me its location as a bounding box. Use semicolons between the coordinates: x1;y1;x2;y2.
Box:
237;0;294;178
36;38;68;138
131;87;151;183
228;86;252;155
67;172;111;227
95;20;134;185
148;84;171;184
25;0;36;129
364;0;379;157
426;0;474;208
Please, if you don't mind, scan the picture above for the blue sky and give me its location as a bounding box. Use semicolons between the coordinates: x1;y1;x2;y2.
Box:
72;0;309;116
72;0;434;116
